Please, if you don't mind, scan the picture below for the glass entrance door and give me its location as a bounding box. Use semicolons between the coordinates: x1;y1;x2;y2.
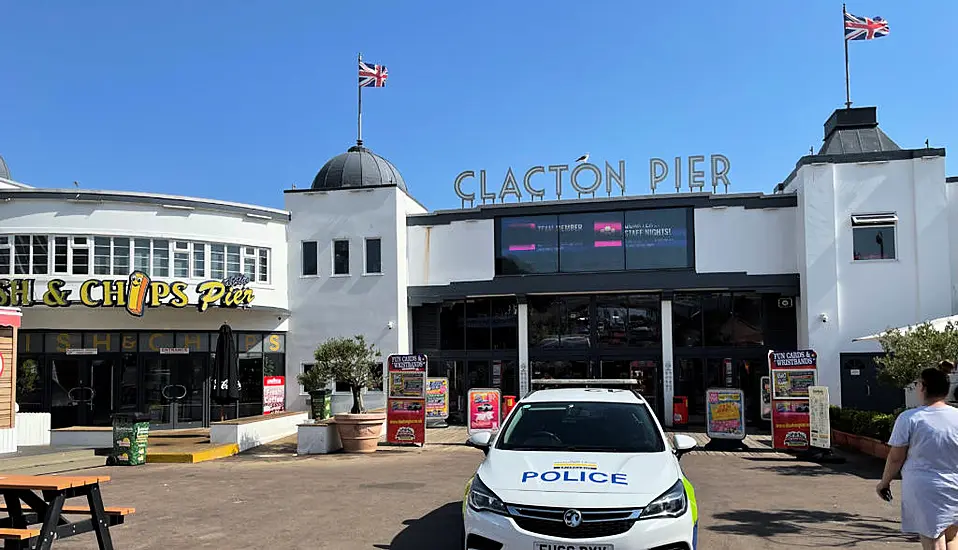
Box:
144;355;209;429
48;357;113;428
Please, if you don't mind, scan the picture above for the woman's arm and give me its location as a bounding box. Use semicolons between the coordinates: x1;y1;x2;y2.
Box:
877;446;907;492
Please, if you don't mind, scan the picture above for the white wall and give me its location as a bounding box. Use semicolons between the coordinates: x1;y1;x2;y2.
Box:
284;188;406;413
694;206;798;274
790;156;951;405
0;198;289;310
407;219;496;286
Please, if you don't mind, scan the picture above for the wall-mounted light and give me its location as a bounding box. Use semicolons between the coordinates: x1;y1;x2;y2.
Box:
387;321;395;330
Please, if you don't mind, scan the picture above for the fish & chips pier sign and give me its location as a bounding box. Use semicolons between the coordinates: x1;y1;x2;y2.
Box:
453;155;732;207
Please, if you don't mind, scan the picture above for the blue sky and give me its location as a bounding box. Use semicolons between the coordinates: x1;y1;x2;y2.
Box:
1;1;954;211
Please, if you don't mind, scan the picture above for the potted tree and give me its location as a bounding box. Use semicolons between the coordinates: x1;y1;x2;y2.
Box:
312;335;384;453
297;365;333;421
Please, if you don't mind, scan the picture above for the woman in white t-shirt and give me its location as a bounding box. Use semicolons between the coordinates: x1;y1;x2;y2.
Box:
879;360;958;549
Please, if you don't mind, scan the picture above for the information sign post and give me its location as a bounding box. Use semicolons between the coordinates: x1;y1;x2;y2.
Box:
386;354;428;446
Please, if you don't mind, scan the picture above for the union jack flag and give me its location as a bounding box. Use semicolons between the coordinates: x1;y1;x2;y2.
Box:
359;61;388;88
844;12;889;41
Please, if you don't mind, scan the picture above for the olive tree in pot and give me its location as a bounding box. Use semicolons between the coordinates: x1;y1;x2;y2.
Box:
312;335;384;453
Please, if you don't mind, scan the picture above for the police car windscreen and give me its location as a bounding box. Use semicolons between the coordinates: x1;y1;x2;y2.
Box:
496;401;665;453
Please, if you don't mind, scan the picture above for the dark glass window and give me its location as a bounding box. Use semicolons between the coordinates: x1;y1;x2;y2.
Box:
301;241;318;276
596;295;630;347
14;236;30;275
563;297;591;349
264;353;286;377
16;357;43;412
497;215;559;275
490;298;518;350
853;226;896;260
333;240;349;275
627;295;661;347
731;294;764;346
625;209;691;269
440;302;465;350
529;297;563;349
530;360;589;380
702;293;733;346
558;212;625;272
465;300;491;351
496;360;518;397
365;238;382;274
672;294;702;347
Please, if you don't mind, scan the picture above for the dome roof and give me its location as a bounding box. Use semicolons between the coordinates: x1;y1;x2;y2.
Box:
311;142;406;192
0;155;9;180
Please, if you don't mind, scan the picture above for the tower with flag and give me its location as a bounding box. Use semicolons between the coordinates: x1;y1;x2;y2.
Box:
843;5;890;108
357;54;388;146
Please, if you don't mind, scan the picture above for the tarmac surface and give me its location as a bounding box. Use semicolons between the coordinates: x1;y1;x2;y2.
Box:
51;434;916;549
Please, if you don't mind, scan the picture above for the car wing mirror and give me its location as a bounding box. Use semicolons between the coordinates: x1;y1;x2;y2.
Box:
672;434;697;460
466;432;493;455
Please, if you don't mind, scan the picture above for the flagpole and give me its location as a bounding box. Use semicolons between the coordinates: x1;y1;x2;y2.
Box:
357;52;363;145
843;4;852;109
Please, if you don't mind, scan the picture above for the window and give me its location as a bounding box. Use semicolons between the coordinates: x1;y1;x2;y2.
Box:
192;243;206;278
211;245;225;279
94;237;111;275
226;245;240;277
152;240;169;277
301;241;318;276
73;238;90;275
113;238;130;275
364;238;382;274
333;240;349;275
174;241;190;278
14;236;30;275
0;237;11;275
53;237;68;274
242;247;256;280
31;236;48;275
133;239;150;274
852;213;897;261
258;249;269;283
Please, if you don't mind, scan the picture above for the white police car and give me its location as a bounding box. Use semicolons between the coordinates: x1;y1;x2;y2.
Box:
462;387;699;550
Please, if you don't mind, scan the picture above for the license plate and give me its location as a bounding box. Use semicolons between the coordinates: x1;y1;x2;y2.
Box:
533;543;613;550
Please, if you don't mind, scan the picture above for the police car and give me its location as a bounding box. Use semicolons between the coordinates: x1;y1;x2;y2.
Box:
462;386;699;550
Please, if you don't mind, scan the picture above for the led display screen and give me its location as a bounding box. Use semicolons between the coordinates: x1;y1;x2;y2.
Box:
497;208;691;275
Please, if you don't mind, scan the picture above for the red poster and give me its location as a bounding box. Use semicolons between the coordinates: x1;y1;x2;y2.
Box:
262;376;285;415
771;400;811;449
468;388;502;434
386;354;427;445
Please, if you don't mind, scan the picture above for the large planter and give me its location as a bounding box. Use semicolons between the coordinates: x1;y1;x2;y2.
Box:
333;412;386;453
831;429;891;459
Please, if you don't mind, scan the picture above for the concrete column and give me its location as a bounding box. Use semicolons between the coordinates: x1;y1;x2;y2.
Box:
518;302;530;397
661;298;674;427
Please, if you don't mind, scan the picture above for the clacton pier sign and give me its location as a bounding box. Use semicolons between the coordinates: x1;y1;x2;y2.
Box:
453;154;731;207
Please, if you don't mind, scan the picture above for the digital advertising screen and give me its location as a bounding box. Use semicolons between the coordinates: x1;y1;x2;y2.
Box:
497;215;559;274
558;212;625;272
624;208;691;269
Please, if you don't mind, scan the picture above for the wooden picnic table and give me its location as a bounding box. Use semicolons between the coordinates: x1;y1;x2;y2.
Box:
0;474;133;550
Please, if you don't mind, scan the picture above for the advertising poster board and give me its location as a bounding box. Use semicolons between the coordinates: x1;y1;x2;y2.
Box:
426;378;449;421
769;350;817;451
705;388;746;440
262;376;285;414
386;354;427;445
760;376;772;421
808;386;831;449
468;388;502;435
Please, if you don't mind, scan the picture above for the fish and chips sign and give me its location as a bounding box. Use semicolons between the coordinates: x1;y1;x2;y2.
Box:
0;271;255;316
453;155;732;207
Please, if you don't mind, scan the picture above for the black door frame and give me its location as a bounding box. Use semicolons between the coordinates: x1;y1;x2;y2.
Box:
140;353;211;430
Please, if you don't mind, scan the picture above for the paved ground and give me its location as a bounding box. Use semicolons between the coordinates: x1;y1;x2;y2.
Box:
50;432;916;549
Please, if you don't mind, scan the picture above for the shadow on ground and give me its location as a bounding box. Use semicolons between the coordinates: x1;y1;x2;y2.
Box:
710;508;917;546
742;451;885;480
373;502;462;549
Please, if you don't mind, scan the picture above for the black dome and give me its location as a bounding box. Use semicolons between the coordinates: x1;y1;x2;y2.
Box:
311;143;406;192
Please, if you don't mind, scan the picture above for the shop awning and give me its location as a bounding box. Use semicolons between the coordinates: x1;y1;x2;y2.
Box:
0;307;22;329
853;314;958;342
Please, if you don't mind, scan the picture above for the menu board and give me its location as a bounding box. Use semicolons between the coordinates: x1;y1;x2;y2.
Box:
772;369;816;400
808;386;831;449
769;349;817;451
468;388;502;434
425;378;449;420
705;388;746;440
497;208;691;275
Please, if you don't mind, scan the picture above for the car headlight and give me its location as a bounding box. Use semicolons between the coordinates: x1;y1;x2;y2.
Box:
468;475;508;515
639;479;687;520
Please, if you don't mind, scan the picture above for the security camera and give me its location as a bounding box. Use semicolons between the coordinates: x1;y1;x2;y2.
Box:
819;313;828;324
387;321;395;330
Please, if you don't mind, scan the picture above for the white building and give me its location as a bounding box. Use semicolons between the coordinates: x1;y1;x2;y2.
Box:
8;106;953;428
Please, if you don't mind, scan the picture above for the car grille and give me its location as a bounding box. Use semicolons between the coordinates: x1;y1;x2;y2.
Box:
506;504;641;539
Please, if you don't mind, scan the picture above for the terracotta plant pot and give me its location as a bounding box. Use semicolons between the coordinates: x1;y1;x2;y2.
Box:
333;412;386;453
832;430;848;447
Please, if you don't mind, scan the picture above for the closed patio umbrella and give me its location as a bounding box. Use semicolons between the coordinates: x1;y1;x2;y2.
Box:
212;324;240;416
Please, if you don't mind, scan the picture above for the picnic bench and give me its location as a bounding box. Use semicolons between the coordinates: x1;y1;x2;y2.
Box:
0;474;134;549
